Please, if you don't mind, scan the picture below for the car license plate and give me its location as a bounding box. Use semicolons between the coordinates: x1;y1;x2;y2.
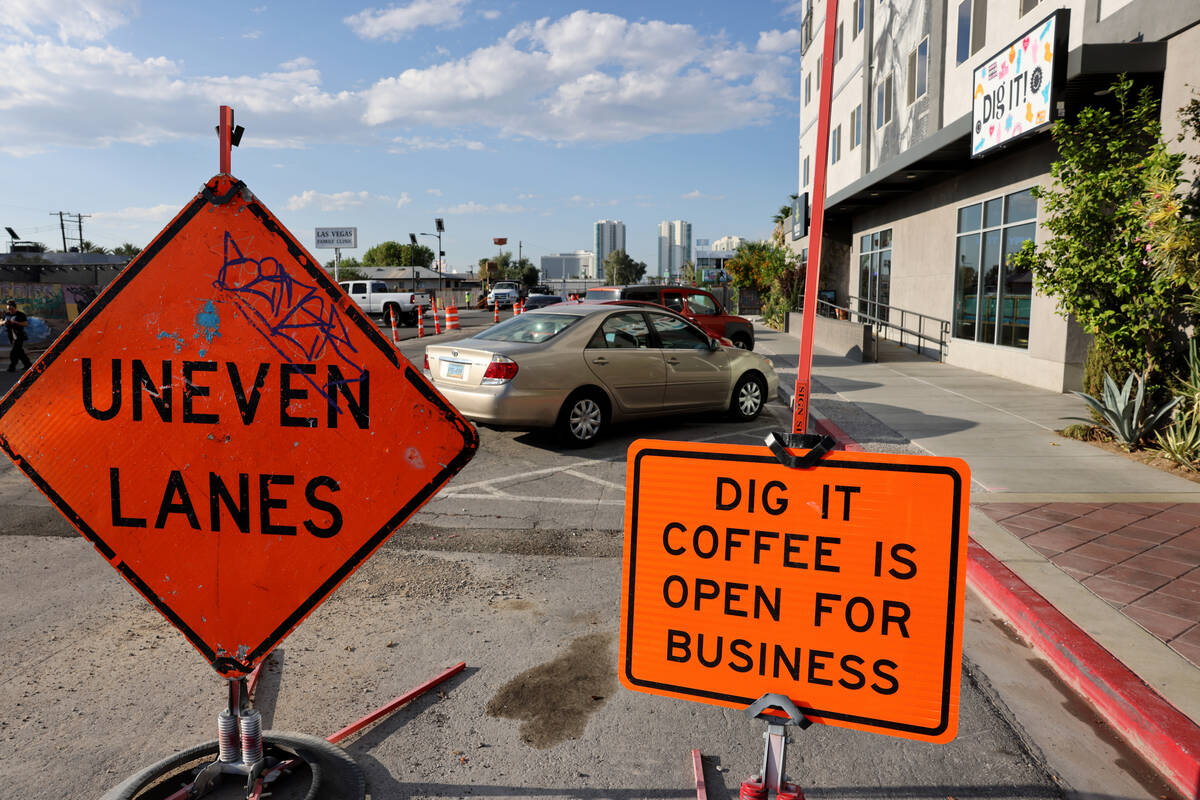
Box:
446;362;465;379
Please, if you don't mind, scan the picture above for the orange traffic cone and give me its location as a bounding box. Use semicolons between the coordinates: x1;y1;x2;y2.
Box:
493;300;499;323
389;307;399;345
433;298;442;335
417;305;424;338
446;303;460;331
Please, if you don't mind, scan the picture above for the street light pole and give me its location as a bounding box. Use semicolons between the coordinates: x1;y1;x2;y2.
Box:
408;233;418;294
419;231;442;303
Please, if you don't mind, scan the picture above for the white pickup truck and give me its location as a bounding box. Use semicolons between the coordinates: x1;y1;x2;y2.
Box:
339;279;430;327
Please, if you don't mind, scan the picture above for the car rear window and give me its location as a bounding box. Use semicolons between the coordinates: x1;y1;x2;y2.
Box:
472;313;579;343
586;289;620;302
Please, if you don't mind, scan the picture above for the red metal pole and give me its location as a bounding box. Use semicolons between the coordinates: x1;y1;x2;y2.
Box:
218;106;234;175
327;661;466;744
792;0;839;436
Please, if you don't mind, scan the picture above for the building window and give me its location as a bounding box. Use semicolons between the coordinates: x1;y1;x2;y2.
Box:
907;37;929;105
831;125;842;164
816;56;821;83
953;188;1037;348
850;105;862;149
858;229;892;321
805;73;812;106
802;156;810;188
956;0;988;65
1019;0;1040;15
802;0;814;50
835;22;844;62
853;0;864;39
875;72;893;129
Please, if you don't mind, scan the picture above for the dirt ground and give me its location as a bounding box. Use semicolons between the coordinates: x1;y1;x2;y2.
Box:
1;519;1068;800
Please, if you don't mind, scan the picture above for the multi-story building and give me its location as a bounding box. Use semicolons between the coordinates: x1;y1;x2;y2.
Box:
657;220;693;281
594;220;626;273
540;250;596;280
794;0;1199;392
712;235;747;251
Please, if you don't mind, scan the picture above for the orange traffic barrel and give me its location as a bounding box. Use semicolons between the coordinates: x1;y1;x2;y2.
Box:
446;304;460;331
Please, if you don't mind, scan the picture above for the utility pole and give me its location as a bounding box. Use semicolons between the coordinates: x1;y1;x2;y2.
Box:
52;212;90;252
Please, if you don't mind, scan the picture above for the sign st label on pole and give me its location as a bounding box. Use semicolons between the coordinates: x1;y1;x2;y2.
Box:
0;174;477;678
620;440;970;743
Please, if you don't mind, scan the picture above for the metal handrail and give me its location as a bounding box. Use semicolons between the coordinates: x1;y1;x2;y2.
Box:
798;295;950;361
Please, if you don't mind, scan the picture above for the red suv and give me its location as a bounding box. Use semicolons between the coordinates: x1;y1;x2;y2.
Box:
585;285;756;350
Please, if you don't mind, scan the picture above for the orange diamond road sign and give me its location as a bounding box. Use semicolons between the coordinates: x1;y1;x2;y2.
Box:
0;175;477;678
620;439;970;743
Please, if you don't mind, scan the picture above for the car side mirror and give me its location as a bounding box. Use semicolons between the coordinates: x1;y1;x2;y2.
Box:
708;337;721;352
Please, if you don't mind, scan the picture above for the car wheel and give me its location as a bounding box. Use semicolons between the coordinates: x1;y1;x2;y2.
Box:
731;333;753;350
557;390;607;447
729;373;766;421
406;309;419;327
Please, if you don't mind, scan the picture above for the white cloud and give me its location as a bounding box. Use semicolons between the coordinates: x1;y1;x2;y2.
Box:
1;0;137;43
0;41;360;154
243;30;262;40
567;195;617;208
426;188;443;196
480;9;500;20
345;0;470;41
362;10;793;142
91;203;176;223
757;29;803;53
682;189;725;200
438;201;525;214
0;8;797;154
287;190;400;211
389;135;485;153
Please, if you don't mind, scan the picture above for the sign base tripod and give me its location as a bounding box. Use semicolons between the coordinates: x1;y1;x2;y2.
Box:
738;694;811;800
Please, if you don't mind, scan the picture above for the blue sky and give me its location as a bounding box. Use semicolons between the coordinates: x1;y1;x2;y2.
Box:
0;0;805;272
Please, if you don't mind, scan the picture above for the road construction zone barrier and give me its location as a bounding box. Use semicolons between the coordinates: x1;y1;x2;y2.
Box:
446;304;460;331
432;299;442;335
417;305;424;338
513;302;522;317
388;308;400;345
493;301;499;323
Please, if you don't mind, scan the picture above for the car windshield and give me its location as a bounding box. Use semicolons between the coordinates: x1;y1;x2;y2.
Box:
473;313;579;343
586;289;620;301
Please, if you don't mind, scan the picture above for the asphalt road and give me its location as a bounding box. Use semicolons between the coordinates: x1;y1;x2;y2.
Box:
0;318;1180;799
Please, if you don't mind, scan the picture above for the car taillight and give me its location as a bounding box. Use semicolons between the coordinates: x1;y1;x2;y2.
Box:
481;354;518;384
423;354;431;376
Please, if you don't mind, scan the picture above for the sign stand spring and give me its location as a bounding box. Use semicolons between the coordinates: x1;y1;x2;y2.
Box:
739;694;811;800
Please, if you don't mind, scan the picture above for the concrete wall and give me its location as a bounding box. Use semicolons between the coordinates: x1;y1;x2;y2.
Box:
1161;21;1200;187
788;311;877;362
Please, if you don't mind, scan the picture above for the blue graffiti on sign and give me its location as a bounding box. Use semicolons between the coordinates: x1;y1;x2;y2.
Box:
194;299;221;358
213;232;364;410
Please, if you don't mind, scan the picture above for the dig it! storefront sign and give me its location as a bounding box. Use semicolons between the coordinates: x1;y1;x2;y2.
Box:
972;10;1068;157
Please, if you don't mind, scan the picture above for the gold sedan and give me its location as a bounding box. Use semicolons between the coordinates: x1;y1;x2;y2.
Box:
423;304;778;446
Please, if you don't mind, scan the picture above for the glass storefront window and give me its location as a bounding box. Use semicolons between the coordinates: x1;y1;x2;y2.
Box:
953;189;1037;348
859;229;892;322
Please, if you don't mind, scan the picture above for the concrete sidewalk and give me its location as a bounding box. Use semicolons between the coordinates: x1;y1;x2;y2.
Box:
753;324;1200;794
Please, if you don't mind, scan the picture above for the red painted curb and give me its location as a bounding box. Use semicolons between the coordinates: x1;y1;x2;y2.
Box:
968;543;1200;799
805;409;1200;797
812;416;865;451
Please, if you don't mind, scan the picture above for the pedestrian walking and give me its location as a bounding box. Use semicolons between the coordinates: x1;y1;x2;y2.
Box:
5;300;31;372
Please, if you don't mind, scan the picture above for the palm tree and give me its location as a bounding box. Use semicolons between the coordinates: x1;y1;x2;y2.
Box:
78;240;110;254
112;242;141;258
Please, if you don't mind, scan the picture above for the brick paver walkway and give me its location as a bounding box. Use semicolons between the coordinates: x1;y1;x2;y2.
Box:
979;502;1200;667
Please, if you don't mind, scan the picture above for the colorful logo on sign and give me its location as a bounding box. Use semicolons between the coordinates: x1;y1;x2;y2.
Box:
971;13;1060;156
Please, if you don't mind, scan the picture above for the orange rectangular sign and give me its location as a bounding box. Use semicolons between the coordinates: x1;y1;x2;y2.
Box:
619;439;970;742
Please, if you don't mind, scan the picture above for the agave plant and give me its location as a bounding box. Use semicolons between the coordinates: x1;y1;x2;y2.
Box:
1069;371;1180;450
1154;338;1200;469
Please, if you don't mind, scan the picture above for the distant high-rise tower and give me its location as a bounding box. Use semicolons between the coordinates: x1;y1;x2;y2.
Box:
657;220;692;280
594;220;626;276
